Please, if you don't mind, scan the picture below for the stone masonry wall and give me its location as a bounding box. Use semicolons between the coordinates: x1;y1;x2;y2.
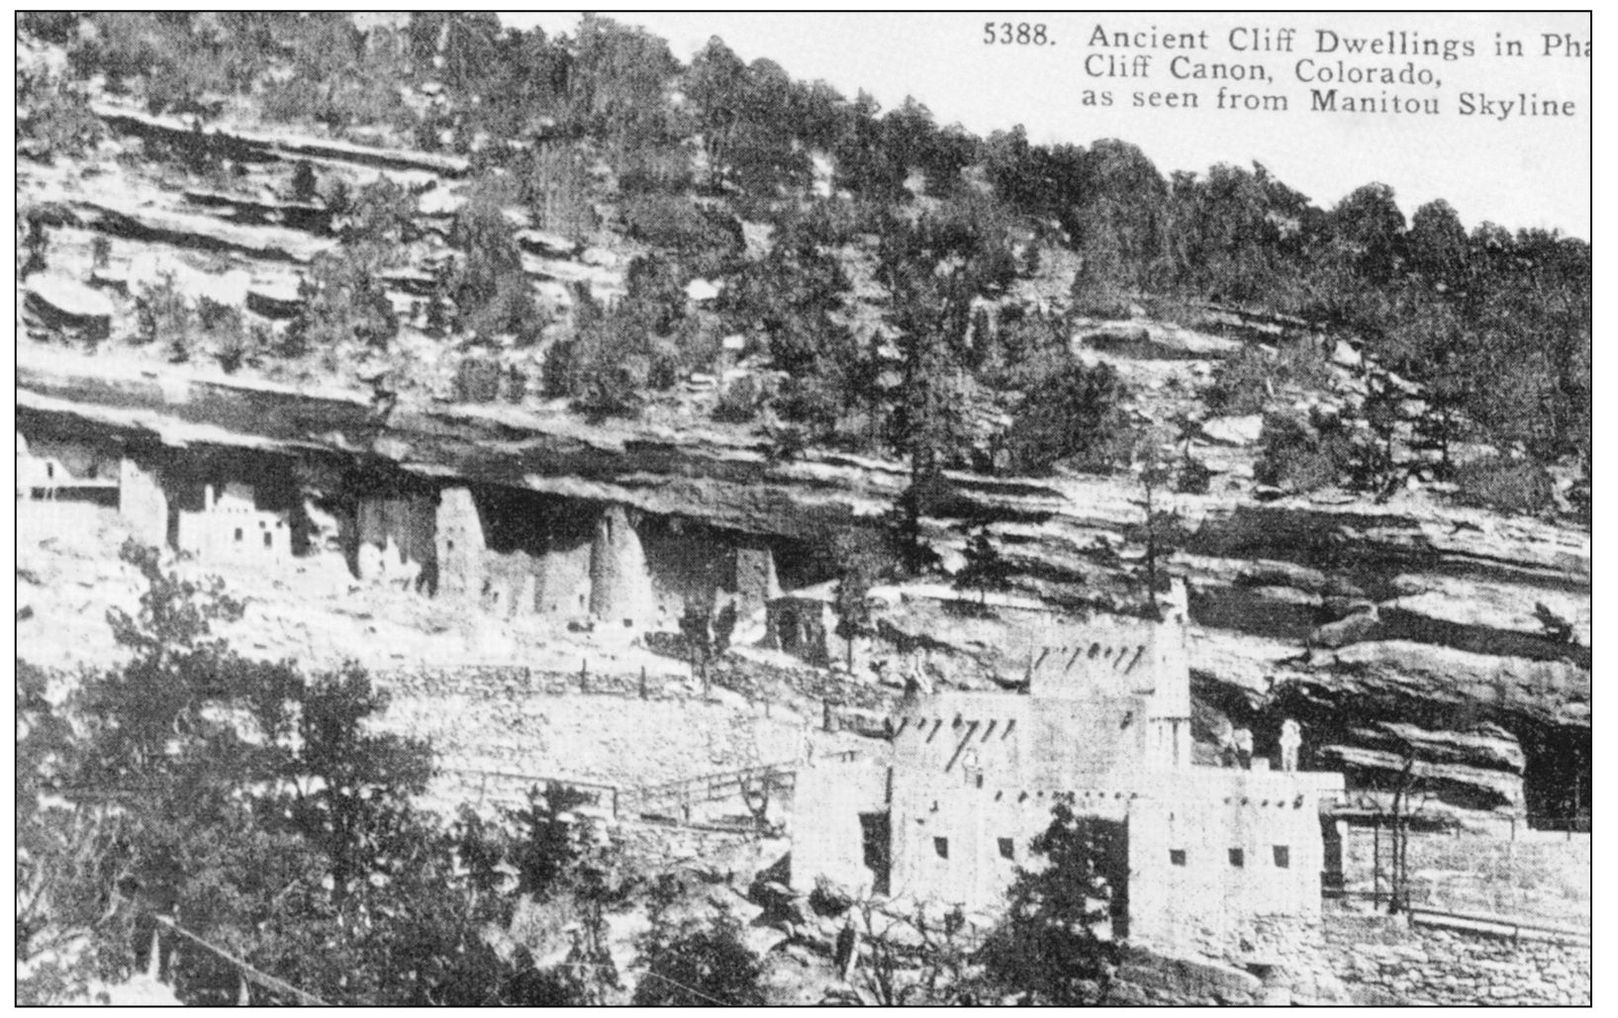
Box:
1320;907;1591;1005
1341;827;1590;927
610;819;767;875
374;664;689;701
374;665;807;791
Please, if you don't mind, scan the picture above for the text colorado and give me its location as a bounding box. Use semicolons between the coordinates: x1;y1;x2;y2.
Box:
1294;59;1440;87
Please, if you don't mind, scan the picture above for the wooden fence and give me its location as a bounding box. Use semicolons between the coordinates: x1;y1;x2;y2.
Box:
439;760;805;826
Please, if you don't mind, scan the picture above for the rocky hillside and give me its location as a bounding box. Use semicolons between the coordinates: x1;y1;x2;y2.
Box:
16;20;1590;827
17;336;1590;826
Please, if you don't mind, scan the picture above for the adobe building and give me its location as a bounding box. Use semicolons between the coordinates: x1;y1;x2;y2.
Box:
15;431;122;505
792;583;1344;962
18;430;157;545
176;482;292;562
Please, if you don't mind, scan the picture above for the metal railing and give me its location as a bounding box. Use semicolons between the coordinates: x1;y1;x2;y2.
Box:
1324;888;1590;942
438;761;801;825
624;763;797;818
1404;905;1591;945
441;767;623;816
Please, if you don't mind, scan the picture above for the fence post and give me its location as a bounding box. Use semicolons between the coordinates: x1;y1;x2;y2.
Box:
580;658;589;694
639;666;647;699
1372;816;1381;910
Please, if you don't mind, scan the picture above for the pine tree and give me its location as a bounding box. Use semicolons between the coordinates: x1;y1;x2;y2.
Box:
679;598;716;693
833;552;877;672
954;526;1010;606
979;796;1121;1004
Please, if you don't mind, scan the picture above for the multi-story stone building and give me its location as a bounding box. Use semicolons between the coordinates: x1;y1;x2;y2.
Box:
793;583;1344;960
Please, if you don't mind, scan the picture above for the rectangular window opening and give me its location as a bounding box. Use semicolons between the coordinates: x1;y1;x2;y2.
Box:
1228;848;1245;868
1272;845;1291;869
933;836;949;860
1169;848;1187;867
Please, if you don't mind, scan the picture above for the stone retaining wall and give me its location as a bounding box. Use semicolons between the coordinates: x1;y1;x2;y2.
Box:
377;667;807;790
1110;948;1265;1006
611;819;765;875
1144;913;1348;1003
1321;907;1590;1005
373;663;694;701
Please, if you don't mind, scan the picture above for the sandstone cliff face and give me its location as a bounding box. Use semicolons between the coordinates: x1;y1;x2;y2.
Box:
16;343;1590;823
16;98;1589;825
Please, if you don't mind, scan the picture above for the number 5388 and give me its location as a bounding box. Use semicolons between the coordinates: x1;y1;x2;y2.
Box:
984;22;1050;45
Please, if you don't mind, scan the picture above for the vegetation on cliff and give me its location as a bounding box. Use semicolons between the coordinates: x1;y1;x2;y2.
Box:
17;12;1590;517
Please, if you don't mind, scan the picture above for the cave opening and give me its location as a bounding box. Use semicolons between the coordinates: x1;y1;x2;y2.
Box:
772;534;848;593
470;485;595;557
1519;724;1591;831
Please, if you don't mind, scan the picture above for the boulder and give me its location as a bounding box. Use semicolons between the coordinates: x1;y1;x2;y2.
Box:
1201;414;1265;446
24;274;115;340
744;924;791;957
1309;607;1380;649
1080;321;1244;359
516;228;578;258
1116;947;1262;1002
247;275;303;319
1260;985;1294;1005
1331;340;1363;369
416;185;463;217
685;278;721;302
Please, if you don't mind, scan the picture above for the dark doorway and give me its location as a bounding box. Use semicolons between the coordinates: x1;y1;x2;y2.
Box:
858;812;891;896
1320;817;1345;895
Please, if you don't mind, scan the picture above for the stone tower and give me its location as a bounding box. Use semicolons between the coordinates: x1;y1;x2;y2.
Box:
589;503;655;629
435;487;486;595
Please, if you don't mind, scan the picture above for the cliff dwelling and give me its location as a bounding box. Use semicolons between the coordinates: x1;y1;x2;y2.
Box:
15;414;789;638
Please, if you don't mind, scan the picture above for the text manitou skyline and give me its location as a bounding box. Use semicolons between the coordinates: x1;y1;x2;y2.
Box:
511;11;1590;238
